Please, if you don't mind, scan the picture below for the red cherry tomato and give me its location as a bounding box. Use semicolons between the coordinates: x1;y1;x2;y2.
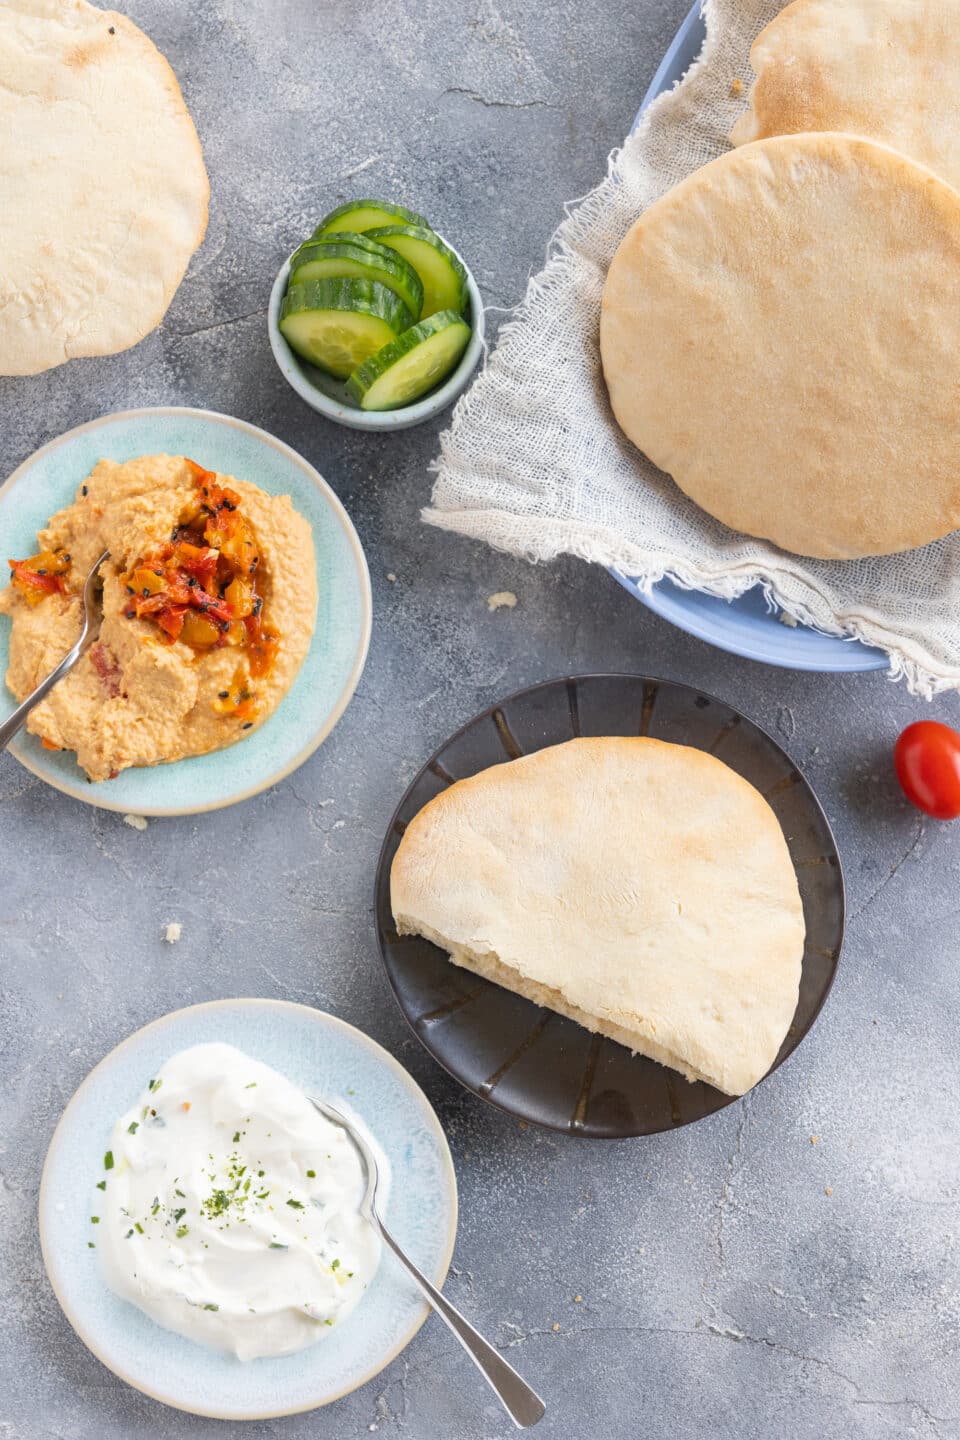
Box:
894;720;960;819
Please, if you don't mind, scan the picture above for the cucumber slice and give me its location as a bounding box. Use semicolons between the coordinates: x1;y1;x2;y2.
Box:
346;310;472;411
279;279;413;379
313;199;429;240
366;225;468;318
289;233;423;319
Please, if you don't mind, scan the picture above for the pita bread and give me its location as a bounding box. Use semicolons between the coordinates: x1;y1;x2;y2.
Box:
391;737;805;1097
0;0;209;376
730;0;960;191
600;132;960;560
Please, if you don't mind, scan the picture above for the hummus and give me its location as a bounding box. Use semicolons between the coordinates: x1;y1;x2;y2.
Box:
0;455;316;781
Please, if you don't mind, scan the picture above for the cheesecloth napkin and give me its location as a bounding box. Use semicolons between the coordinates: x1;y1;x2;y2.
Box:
426;0;960;698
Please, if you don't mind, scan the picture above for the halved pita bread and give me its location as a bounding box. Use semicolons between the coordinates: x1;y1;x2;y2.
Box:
391;738;805;1097
0;0;209;376
600;132;960;560
730;0;960;191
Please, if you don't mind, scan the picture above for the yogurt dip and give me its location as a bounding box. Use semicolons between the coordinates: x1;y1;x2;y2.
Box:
96;1042;380;1360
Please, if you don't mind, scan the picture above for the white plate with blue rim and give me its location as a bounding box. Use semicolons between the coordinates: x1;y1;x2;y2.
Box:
612;1;886;675
39;999;458;1420
0;407;372;814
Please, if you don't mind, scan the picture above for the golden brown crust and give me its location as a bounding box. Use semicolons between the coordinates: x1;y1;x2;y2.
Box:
731;0;960;192
600;132;960;560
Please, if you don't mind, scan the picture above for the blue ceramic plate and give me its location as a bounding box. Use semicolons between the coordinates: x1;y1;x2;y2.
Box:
39;999;457;1420
0;408;372;814
615;2;885;674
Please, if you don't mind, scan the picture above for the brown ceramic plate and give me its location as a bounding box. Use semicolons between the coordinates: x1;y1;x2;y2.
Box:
374;674;844;1138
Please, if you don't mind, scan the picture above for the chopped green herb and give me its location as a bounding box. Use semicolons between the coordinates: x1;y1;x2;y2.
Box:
173;1208;186;1222
174;1188;186;1198
103;1151;114;1170
244;1082;257;1089
148;1079;161;1093
87;1242;95;1249
202;1302;219;1311
134;1222;144;1234
127;1121;139;1134
269;1242;288;1250
331;1258;340;1271
125;1229;134;1239
286;1199;304;1209
233;1131;240;1144
176;1225;189;1238
96;1180;106;1191
90;1216;100;1224
257;1170;265;1178
306;1170;316;1179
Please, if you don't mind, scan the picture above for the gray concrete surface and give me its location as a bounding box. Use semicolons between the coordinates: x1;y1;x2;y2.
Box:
2;1;960;1436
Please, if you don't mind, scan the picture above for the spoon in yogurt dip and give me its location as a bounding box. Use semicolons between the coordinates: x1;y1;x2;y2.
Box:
309;1097;547;1430
0;548;109;752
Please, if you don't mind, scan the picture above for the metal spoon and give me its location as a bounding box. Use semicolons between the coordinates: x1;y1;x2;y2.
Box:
308;1097;546;1430
0;549;109;753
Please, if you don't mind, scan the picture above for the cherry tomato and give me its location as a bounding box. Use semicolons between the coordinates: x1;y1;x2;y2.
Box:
894;720;960;820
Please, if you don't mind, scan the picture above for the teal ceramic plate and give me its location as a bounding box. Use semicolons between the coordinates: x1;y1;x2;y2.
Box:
0;408;372;814
39;999;457;1420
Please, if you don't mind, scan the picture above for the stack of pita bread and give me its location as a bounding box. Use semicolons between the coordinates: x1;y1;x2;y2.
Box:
600;0;960;561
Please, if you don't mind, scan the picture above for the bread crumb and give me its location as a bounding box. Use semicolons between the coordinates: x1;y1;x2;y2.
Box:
825;1186;833;1195
778;610;799;628
386;572;397;583
810;1135;819;1145
164;922;182;944
519;1120;528;1130
552;1322;560;1332
487;591;517;612
123;813;148;830
574;1294;582;1303
731;77;743;96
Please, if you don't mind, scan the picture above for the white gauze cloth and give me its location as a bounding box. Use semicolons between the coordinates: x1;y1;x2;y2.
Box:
426;0;960;698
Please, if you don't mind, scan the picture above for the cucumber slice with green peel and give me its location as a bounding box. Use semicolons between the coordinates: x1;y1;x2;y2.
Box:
289;234;423;319
279;279;413;378
346;310;472;411
313;199;430;240
366;225;468;318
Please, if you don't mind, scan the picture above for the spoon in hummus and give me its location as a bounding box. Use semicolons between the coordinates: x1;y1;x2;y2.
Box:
308;1096;547;1430
0;549;109;753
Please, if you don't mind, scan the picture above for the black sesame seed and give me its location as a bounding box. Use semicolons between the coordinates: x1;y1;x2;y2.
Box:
218;691;229;699
108;24;115;32
81;485;88;496
242;722;253;730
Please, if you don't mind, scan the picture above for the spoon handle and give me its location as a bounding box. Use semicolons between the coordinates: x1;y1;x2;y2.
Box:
376;1218;546;1429
0;628;88;752
0;549;107;754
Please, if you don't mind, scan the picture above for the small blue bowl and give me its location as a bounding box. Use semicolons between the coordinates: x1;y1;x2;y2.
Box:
267;238;484;432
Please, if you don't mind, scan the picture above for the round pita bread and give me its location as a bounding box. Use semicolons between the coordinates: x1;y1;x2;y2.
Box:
600;133;960;560
731;0;960;191
0;0;209;376
391;737;805;1097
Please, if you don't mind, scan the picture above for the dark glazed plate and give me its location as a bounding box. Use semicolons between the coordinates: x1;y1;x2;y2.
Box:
374;675;845;1138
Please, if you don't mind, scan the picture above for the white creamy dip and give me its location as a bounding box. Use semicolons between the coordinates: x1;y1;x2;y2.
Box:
96;1042;381;1360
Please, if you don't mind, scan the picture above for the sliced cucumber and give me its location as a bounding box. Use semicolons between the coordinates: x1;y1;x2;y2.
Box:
314;199;429;240
279;279;413;379
366;225;468;318
346;310;472;411
289;233;423;319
